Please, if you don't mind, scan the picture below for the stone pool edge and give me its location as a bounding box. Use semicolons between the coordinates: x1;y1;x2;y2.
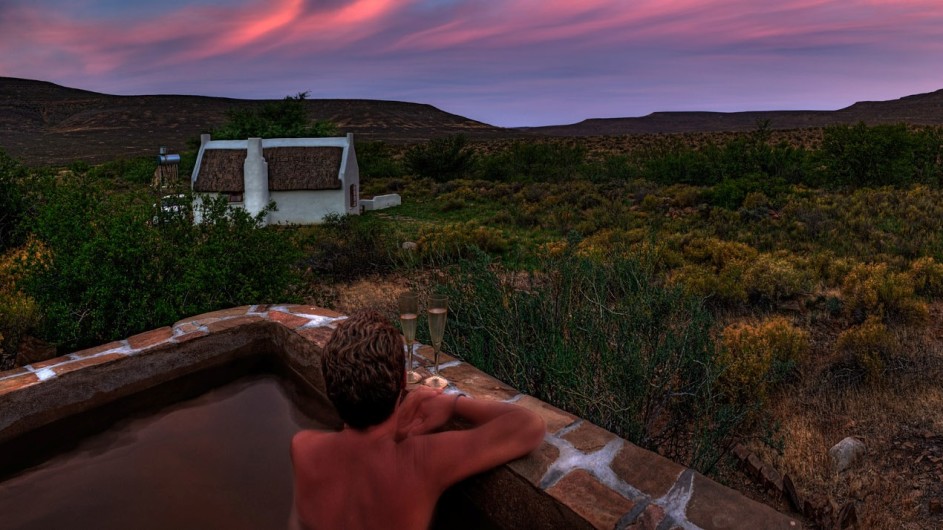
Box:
0;304;801;530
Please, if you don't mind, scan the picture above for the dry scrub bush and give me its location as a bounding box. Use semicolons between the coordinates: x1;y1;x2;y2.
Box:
575;228;647;260
670;263;748;305
0;239;47;367
742;252;812;304
908;256;943;298
680;237;758;268
833;316;898;382
718;316;810;402
417;221;509;260
664;184;704;208
668;238;762;305
840;263;928;325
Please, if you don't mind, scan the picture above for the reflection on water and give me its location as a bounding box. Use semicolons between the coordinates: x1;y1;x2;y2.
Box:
0;375;328;530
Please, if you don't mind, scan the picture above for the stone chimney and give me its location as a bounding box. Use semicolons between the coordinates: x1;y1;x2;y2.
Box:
243;138;270;224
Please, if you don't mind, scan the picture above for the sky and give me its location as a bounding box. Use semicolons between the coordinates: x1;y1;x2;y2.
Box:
1;0;942;127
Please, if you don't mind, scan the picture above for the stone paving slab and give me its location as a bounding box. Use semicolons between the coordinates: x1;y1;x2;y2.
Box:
267;310;311;330
547;469;638;529
0;372;40;396
514;395;579;434
71;341;124;359
282;305;343;318
611;442;687;500
51;353;127;377
127;326;174;350
563;420;619;453
436;362;518;401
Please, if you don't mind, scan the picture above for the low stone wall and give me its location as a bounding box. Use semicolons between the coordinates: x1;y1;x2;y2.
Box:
0;305;802;529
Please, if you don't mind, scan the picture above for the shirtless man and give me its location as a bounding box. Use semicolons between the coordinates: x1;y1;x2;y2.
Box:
289;309;546;530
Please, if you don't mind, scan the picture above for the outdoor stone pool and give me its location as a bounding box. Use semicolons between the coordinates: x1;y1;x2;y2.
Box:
0;305;802;529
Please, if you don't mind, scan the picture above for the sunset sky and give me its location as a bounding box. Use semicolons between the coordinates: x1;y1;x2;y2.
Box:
1;0;941;126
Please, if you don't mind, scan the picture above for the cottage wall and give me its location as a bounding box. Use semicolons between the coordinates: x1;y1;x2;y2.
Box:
268;190;348;224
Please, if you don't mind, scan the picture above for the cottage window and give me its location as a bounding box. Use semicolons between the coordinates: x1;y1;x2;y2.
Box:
349;184;358;209
227;192;243;203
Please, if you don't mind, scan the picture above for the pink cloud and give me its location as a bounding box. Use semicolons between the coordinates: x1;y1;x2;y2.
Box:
1;0;942;125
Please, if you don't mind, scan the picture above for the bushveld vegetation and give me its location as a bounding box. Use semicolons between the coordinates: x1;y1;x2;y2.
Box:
2;121;943;527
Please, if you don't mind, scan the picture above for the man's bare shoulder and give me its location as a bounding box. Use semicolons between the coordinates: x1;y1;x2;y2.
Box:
290;429;339;462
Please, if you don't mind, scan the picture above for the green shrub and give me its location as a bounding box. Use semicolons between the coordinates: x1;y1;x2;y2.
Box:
21;179;301;349
479;141;586;182
356;141;405;179
0;149;28;252
405;135;475;182
819;123;943;187
302;213;403;280
709;173;787;210
440;252;756;472
213;92;337;139
86;156;158;185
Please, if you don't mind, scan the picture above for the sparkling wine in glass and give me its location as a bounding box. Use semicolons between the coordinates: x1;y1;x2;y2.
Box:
424;294;449;389
398;292;422;384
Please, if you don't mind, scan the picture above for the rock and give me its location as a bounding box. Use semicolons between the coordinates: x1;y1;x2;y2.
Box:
783;474;803;513
828;437;866;472
401;241;418;251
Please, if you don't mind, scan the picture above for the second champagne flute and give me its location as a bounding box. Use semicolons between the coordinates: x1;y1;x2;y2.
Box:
398;292;422;384
424;293;449;389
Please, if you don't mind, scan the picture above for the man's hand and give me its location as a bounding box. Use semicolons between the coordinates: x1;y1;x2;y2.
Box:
395;388;459;440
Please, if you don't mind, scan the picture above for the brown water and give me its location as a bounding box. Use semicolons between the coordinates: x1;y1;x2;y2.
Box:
0;374;328;530
0;368;501;530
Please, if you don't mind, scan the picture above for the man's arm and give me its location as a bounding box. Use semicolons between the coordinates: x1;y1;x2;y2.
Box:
413;394;546;493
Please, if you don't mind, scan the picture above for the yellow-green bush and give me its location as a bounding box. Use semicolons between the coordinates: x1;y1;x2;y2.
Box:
741;191;770;211
680;237;758;269
742;252;812;303
0;240;46;367
833;316;898;382
718;316;810;401
576;228;647;260
669;263;748;305
840;263;927;325
417;221;509;260
908;256;943;298
664;184;705;208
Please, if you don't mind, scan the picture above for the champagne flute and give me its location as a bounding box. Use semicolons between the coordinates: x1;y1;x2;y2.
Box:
398;292;422;384
424;294;449;389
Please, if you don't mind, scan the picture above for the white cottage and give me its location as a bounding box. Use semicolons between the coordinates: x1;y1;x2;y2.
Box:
191;133;360;225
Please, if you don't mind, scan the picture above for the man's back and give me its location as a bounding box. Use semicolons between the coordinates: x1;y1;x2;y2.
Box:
290;389;545;530
290;426;438;529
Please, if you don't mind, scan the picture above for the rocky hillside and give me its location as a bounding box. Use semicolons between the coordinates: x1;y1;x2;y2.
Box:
2;76;942;166
0;77;515;166
522;89;943;136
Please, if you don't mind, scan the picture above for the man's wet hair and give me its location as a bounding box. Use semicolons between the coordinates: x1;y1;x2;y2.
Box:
321;309;405;429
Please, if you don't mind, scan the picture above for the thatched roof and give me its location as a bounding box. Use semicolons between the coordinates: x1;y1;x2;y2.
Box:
265;147;342;191
193;146;343;192
193;149;244;192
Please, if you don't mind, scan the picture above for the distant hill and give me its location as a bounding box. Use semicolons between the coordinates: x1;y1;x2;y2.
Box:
522;89;943;136
0;77;514;166
2;76;943;166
